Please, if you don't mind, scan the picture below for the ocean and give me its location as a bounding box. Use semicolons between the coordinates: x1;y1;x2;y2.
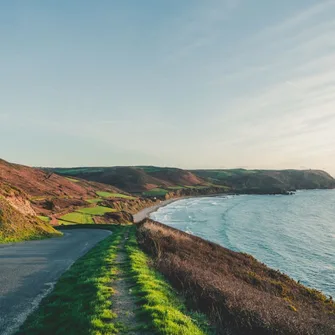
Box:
150;189;335;297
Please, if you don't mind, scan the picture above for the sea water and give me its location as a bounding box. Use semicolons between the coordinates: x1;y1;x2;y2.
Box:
150;189;335;297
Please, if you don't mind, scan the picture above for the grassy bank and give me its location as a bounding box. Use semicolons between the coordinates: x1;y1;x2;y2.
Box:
138;219;335;335
17;225;211;335
125;227;212;335
0;198;61;243
17;226;123;335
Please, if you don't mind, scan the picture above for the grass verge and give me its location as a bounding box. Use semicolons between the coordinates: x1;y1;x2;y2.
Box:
17;226;123;335
125;226;212;335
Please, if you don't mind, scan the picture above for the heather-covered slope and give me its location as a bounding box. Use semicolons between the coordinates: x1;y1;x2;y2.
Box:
0;197;61;242
0;159;122;198
138;219;335;335
0;159;157;230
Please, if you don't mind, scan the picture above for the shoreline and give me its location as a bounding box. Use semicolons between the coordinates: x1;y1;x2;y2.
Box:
133;198;184;223
133;193;228;223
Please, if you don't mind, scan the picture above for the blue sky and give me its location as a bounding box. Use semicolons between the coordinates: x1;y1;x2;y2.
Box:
1;1;335;174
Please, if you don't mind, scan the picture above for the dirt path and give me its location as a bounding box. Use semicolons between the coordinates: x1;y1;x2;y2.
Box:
112;232;147;334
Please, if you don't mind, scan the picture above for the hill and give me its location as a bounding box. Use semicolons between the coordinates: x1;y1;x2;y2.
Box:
139;219;335;334
193;168;335;194
0;159;158;239
50;165;335;197
0;197;61;242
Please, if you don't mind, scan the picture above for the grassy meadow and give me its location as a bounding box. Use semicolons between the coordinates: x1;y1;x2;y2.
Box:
96;191;135;199
59;206;116;225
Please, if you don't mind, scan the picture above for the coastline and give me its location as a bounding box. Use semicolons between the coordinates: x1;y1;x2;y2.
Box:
133;193;228;223
133;198;183;223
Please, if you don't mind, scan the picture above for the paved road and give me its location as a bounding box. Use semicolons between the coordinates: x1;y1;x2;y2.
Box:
0;229;112;335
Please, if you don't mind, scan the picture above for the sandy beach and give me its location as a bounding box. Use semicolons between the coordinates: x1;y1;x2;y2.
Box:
133;198;182;223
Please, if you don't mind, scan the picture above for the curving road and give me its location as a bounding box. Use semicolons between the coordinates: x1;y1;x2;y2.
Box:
0;229;112;335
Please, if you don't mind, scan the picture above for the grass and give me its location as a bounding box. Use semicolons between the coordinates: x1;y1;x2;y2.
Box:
125;227;211;335
167;186;184;190
59;206;117;225
17;226;123;335
0;198;61;243
142;188;169;197
59;212;95;225
96;191;136;199
37;215;50;222
138;219;335;335
16;224;212;335
77;206;117;215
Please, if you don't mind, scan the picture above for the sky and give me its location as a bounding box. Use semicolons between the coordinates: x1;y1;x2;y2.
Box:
1;1;335;174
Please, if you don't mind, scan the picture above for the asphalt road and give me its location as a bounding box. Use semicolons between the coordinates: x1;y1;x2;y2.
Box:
0;229;112;335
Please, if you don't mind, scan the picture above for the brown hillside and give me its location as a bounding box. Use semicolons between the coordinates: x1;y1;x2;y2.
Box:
0;159;121;198
138;220;335;335
54;166;171;193
142;167;205;186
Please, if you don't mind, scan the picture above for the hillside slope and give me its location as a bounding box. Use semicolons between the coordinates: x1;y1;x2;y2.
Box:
0;159;136;216
0;197;61;242
0;159;122;198
50;165;335;196
139;219;335;334
0;159;157;231
193;169;335;194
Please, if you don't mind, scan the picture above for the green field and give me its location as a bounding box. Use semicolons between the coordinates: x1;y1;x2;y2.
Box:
59;206;117;225
96;191;136;199
77;206;116;215
59;212;95;224
142;188;169;197
37;215;50;222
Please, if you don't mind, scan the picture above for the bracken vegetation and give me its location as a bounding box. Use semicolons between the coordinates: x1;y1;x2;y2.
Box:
137;219;335;335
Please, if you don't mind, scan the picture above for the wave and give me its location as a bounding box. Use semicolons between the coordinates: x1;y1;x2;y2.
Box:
151;190;335;297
